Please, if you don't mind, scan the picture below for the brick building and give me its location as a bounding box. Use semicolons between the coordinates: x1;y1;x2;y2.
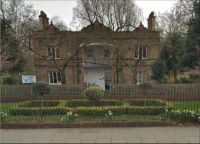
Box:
32;11;160;90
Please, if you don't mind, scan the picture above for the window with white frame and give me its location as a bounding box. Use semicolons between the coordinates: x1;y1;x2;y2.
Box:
136;72;146;85
134;46;147;59
49;71;61;84
48;46;59;59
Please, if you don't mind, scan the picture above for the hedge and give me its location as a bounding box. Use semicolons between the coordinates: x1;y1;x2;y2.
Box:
10;106;166;116
125;99;167;106
65;99;123;107
10;107;71;116
18;100;60;107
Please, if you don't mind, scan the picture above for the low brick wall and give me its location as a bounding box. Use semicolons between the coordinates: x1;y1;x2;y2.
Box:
1;121;172;129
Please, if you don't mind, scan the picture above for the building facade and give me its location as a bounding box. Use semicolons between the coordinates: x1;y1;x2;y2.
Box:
32;11;160;90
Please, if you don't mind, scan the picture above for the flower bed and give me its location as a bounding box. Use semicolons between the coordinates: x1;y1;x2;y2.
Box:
166;110;200;122
10;105;166;116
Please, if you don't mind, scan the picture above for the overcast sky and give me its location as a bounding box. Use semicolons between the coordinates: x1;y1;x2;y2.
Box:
25;0;177;29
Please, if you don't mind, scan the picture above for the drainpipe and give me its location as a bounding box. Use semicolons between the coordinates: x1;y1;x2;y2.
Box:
76;45;80;84
116;47;119;84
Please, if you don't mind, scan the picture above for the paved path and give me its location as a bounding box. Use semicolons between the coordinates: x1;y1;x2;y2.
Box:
1;127;199;143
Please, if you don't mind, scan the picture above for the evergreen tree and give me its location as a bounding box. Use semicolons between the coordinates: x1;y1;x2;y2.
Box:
160;32;185;82
180;0;200;68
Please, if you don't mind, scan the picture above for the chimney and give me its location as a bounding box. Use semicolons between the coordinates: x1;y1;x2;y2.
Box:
148;12;156;30
39;11;49;30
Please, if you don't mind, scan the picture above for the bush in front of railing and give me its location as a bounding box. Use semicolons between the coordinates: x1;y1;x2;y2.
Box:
19;100;60;107
84;86;104;105
33;83;50;97
65;99;123;107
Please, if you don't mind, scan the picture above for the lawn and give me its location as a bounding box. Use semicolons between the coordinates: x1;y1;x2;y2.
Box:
172;101;200;112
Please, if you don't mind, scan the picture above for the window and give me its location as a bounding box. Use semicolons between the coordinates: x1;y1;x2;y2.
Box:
136;72;146;85
48;46;59;59
142;46;147;59
134;46;147;59
49;72;61;84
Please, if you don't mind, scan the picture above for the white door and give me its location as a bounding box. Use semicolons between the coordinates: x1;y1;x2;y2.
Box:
84;69;105;90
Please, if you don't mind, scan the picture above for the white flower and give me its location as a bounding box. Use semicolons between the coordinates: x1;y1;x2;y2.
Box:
108;110;113;116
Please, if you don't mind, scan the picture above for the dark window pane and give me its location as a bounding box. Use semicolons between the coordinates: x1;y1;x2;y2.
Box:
143;47;147;58
57;72;61;81
48;47;51;57
56;47;59;58
50;72;53;83
53;72;57;83
139;47;142;59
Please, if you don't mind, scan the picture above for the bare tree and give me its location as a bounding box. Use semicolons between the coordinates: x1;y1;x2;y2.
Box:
0;0;38;73
71;0;143;31
157;0;193;35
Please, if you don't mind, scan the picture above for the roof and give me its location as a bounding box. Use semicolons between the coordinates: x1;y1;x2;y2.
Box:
81;18;112;32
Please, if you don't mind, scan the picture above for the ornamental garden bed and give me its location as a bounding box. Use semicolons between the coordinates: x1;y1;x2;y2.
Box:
1;99;173;122
1;99;199;123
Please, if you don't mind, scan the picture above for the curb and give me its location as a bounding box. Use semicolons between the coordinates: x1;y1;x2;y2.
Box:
1;121;172;129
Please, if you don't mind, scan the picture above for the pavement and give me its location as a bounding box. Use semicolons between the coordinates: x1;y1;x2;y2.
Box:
0;127;200;143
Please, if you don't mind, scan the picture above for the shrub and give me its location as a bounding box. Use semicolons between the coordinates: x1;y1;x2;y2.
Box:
84;86;104;105
65;99;123;107
1;75;17;85
32;83;50;96
61;111;79;122
66;99;91;107
0;112;7;121
151;59;167;81
138;83;154;90
10;107;71;116
10;106;166;116
177;76;192;83
19;100;60;107
126;99;167;107
74;106;166;116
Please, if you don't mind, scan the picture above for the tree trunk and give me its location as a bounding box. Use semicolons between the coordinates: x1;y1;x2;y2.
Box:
61;70;66;84
173;71;177;83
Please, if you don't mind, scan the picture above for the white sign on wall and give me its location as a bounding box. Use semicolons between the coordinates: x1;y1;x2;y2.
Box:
22;75;36;84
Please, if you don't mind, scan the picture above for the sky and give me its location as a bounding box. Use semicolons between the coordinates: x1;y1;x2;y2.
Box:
25;0;177;29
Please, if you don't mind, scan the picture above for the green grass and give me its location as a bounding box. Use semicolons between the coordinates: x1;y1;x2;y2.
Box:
172;101;200;112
